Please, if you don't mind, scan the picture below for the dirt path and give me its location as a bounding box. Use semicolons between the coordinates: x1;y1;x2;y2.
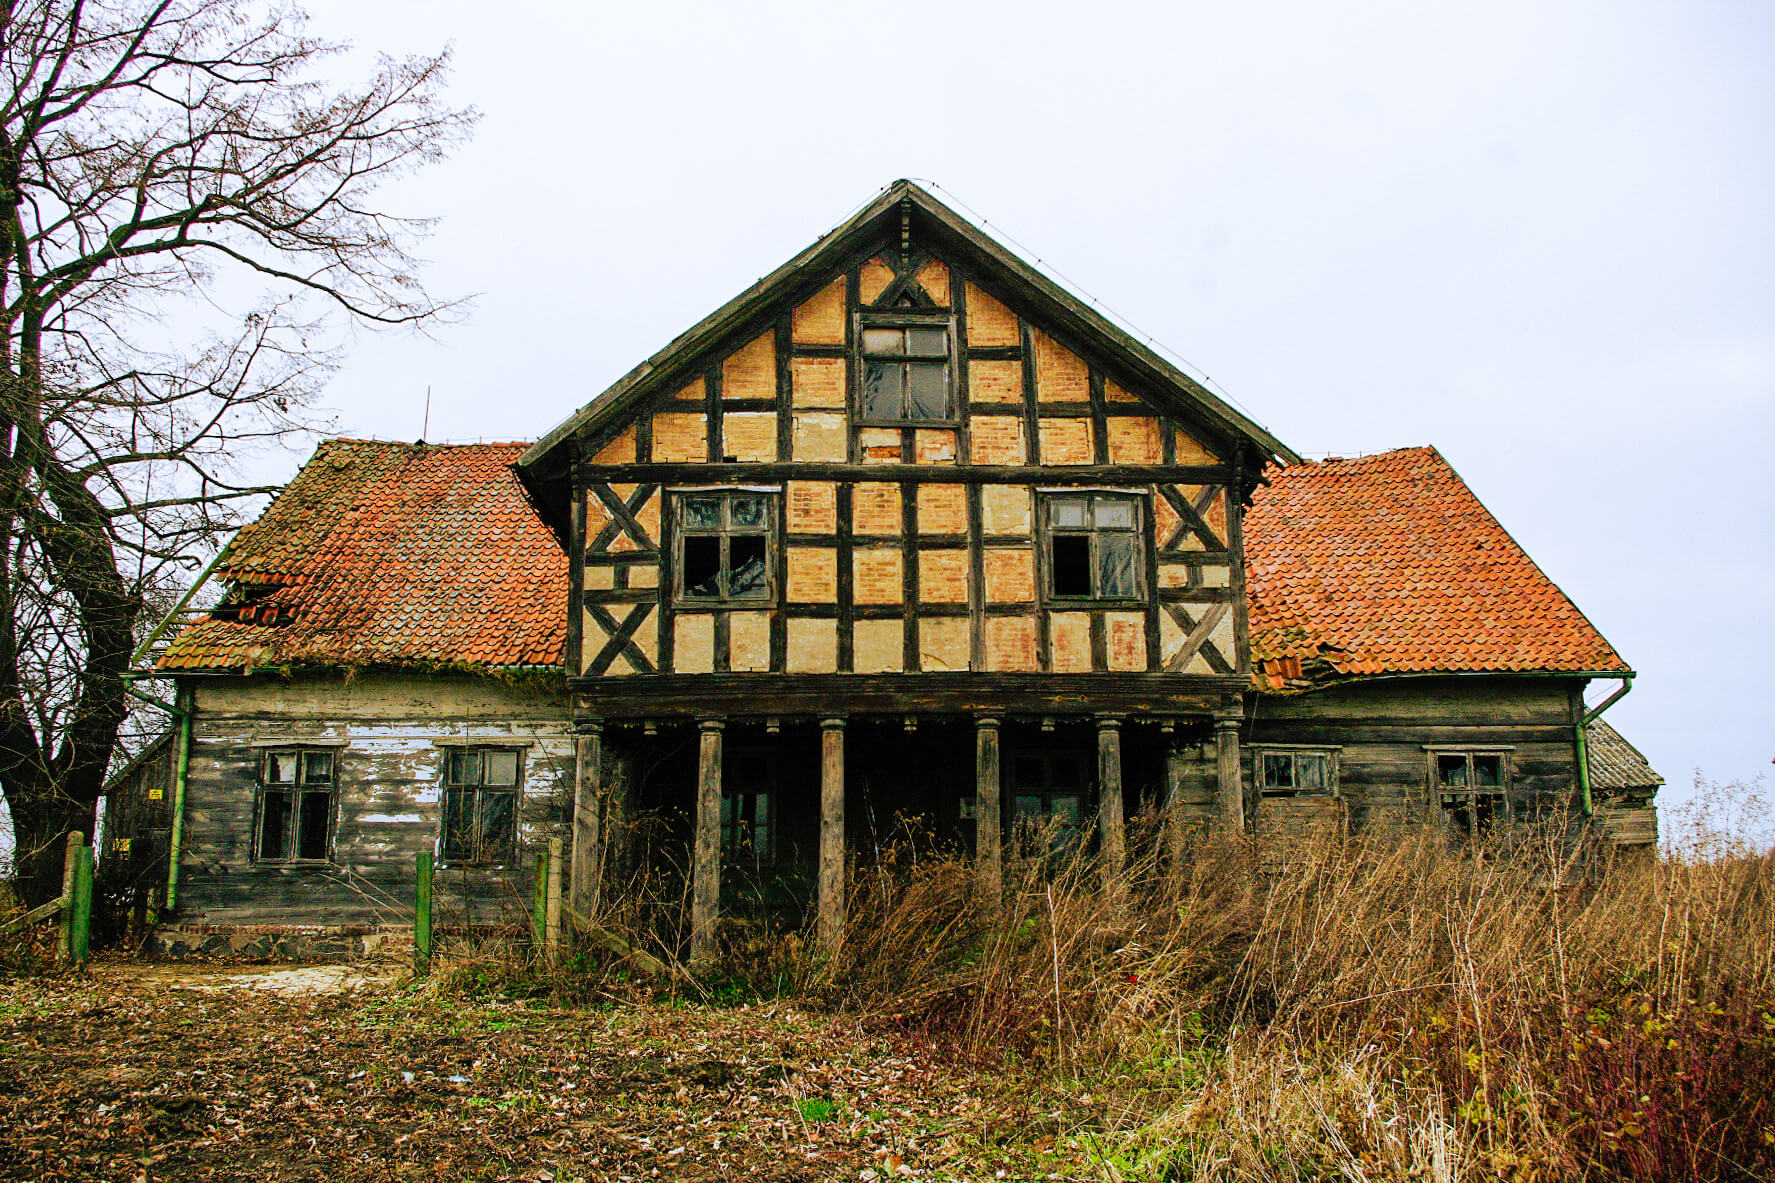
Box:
0;963;1083;1182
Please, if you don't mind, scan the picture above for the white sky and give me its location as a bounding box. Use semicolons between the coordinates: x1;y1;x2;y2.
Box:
281;0;1773;820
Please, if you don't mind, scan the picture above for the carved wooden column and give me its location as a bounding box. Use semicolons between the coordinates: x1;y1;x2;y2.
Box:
1096;716;1126;891
1216;713;1244;833
690;718;724;966
818;717;847;955
569;719;603;920
974;715;1002;905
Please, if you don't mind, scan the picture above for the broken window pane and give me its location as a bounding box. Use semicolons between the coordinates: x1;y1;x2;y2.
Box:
729;496;767;529
1473;754;1503;787
906;361;948;419
862;359;900;418
1437;754;1468;786
1097;536;1138;597
1263;753;1293;787
1297;754;1327;789
682;497;723;529
442;786;472;861
483;749;519;786
728;536;769;598
1051;535;1091;596
682;536;722;598
265;751;296;784
301;750;333;784
477;792;515;860
259;790;292;859
296;792;331;860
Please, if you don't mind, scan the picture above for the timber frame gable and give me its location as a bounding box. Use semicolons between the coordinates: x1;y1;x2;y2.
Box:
522;181;1294;713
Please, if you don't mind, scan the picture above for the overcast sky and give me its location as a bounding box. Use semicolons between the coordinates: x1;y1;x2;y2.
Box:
283;0;1772;827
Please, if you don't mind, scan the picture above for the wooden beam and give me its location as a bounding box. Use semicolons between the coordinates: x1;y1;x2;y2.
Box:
1165;743;1190;888
1216;713;1244;833
544;834;564;965
819;717;846;956
570;720;603;919
690;718;724;967
1097;717;1126;897
974;715;1002;907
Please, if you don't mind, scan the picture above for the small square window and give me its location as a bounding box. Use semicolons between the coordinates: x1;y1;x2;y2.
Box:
674;490;777;605
1430;750;1512;841
1042;493;1145;603
860;321;953;422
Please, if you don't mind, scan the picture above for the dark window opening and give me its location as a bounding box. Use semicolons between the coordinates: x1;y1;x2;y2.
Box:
1011;751;1088;856
1259;751;1335;796
676;492;776;604
723;750;775;864
442;746;522;865
1434;751;1510;841
255;748;335;863
1043;493;1144;602
861;324;952;422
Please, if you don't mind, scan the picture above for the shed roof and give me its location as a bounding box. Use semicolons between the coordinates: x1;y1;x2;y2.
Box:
157;440;566;671
1245;446;1630;690
1586;719;1664;791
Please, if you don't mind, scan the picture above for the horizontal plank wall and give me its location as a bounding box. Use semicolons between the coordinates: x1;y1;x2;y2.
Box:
175;674;574;926
1247;676;1586;840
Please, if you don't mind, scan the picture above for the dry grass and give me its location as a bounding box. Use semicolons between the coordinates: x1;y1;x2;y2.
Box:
811;782;1775;1182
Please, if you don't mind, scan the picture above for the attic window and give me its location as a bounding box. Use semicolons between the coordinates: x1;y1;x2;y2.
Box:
860;322;952;422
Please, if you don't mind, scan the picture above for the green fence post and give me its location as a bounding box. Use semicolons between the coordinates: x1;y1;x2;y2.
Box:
69;845;94;969
531;848;548;951
414;851;433;979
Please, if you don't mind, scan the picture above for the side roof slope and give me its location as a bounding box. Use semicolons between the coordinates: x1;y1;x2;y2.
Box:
1245;446;1629;691
1586;719;1664;791
158;440;566;672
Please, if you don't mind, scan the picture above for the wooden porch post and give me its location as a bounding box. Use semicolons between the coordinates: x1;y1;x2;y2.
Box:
570;719;602;920
818;717;846;956
974;715;1002;906
691;718;724;967
1096;716;1126;890
1165;741;1190;878
1216;713;1244;833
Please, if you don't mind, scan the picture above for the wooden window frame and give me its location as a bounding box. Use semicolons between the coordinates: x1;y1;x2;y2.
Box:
671;488;780;608
1251;744;1341;798
1037;491;1148;605
1008;746;1091;854
854;309;958;426
439;745;523;867
1423;745;1514;840
252;747;338;865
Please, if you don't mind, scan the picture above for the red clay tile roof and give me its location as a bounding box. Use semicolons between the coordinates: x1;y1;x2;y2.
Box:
158;440;567;671
1245;446;1628;691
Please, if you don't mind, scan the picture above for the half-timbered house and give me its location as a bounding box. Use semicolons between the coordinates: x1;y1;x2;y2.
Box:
135;182;1657;958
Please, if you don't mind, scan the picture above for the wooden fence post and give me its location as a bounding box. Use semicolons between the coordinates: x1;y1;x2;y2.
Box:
68;845;94;969
544;835;563;965
531;848;548;951
414;851;434;978
55;832;84;966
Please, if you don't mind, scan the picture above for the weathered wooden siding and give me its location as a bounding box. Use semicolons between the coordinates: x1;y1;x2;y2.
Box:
174;673;573;927
574;244;1242;686
1245;676;1584;838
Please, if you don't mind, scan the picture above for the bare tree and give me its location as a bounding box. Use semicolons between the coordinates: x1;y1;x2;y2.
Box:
0;0;473;904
